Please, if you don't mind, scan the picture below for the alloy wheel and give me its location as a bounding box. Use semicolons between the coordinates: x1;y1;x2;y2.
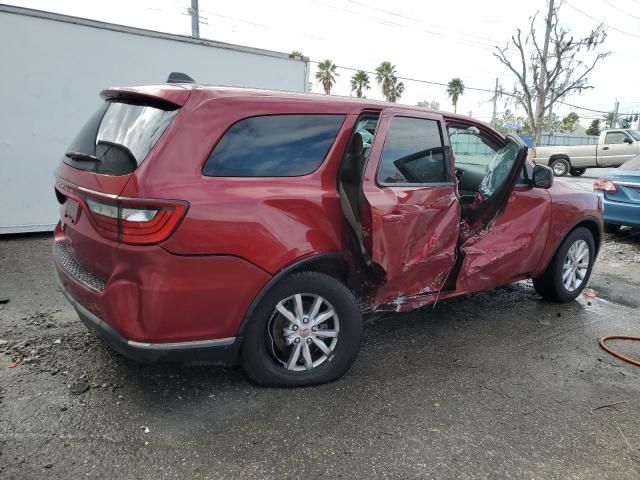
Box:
267;293;340;371
562;239;590;291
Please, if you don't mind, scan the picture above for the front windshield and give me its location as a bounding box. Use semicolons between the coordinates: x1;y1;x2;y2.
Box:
628;131;640;141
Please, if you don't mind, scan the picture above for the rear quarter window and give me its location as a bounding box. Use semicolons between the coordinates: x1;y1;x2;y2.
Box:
202;114;345;177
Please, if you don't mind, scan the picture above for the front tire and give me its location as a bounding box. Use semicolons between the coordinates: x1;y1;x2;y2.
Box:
570;168;586;177
533;227;595;302
241;271;362;387
550;158;570;177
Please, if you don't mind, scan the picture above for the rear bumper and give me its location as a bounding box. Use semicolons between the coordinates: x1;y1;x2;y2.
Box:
56;271;240;364
600;196;640;227
52;225;271;343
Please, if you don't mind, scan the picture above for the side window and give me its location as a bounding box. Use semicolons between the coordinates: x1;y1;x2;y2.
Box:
377;117;447;184
203;114;345;177
605;132;628;145
447;125;499;166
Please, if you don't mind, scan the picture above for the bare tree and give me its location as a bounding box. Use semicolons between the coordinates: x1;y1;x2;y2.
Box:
494;0;608;146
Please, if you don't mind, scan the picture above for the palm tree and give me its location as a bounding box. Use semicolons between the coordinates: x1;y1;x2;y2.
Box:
447;78;465;113
375;61;399;101
350;70;370;98
388;81;405;103
315;59;339;95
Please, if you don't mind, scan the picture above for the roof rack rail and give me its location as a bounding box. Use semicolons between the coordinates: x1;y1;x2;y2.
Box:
167;72;195;84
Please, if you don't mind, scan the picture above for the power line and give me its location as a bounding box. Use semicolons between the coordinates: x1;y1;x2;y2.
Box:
309;60;496;94
601;0;640;22
345;0;508;47
304;0;512;54
554;100;610;114
310;59;640;116
565;2;640;38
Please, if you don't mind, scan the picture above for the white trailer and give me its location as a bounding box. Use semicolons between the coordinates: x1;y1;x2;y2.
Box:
0;5;310;233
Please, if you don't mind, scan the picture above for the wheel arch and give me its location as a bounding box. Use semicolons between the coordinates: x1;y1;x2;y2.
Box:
574;217;603;255
549;154;571;164
236;252;350;338
535;215;602;275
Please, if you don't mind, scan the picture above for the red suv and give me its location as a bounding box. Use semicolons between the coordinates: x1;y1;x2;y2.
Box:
54;81;603;386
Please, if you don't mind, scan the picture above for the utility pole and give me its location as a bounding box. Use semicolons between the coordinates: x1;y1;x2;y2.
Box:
190;0;200;38
612;100;619;128
491;77;499;128
534;0;555;146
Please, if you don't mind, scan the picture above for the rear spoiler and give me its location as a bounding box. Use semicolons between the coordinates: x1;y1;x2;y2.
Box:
101;84;191;109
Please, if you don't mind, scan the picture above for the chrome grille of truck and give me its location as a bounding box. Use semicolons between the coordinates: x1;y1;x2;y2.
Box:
54;241;106;292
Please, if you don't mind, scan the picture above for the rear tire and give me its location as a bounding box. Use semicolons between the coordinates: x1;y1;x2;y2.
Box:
570;168;586;177
533;227;595;302
604;223;621;234
241;271;362;387
550;158;570;177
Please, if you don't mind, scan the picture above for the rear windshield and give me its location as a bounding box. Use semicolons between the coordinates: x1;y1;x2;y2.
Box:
63;101;178;175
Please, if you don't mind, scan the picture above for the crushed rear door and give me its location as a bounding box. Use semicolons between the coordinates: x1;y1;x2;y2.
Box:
356;109;460;311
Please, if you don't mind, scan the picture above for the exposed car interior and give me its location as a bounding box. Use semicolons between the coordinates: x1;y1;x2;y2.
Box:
447;124;503;213
339;116;378;227
339;117;525;225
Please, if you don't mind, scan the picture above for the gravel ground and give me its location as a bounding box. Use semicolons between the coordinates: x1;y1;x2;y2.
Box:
1;231;639;479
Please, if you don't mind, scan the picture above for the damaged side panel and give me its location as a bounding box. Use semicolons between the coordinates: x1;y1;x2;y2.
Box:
354;121;532;311
365;186;460;310
455;187;552;293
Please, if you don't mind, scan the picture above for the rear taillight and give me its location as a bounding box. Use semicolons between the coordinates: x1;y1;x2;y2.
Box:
593;179;617;193
57;184;188;245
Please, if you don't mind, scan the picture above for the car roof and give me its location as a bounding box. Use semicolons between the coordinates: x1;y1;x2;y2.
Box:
103;82;480;123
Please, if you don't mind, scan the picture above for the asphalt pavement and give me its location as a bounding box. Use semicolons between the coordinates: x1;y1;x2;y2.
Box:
1;225;639;479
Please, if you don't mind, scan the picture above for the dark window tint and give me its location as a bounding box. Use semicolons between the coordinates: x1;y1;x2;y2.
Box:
203;115;345;177
378;117;447;184
64;101;178;175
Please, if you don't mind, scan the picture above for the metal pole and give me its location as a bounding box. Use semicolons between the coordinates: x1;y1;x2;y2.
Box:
534;0;555;147
491;77;499;127
190;0;200;38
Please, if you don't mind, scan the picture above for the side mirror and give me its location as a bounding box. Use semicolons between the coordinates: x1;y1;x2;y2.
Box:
532;164;554;189
623;137;633;144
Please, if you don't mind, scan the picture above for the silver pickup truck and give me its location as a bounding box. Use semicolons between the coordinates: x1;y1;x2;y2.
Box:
533;129;640;176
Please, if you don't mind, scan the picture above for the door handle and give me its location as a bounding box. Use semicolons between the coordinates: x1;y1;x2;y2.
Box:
603;146;609;150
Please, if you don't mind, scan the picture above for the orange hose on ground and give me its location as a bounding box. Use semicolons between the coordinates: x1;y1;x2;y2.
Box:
598;336;640;367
